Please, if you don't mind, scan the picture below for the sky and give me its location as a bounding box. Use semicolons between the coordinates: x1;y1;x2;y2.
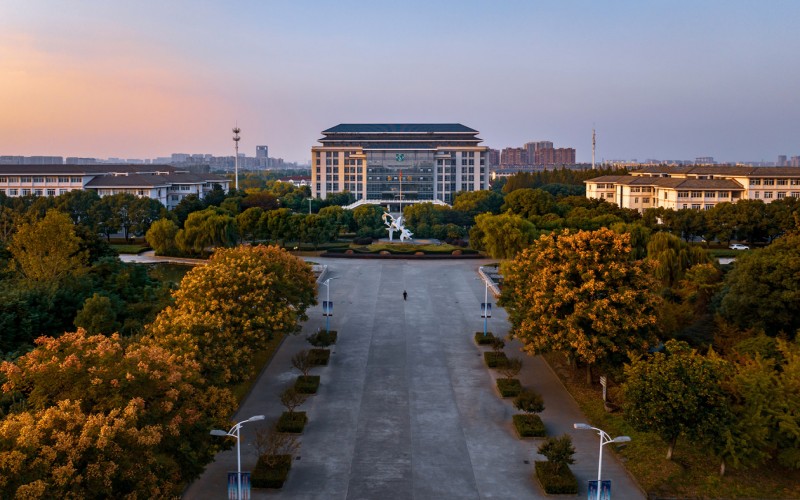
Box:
1;1;799;164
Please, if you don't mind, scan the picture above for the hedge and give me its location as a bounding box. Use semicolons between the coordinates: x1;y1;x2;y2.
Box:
308;348;330;366
251;454;292;489
307;330;337;347
534;461;578;494
496;378;522;397
294;375;321;394
484;351;508;368
474;332;495;345
276;411;308;433
513;414;546;438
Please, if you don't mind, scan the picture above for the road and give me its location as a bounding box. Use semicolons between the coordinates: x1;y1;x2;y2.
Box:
184;257;645;499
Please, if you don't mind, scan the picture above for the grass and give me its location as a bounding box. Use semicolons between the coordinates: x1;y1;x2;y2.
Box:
231;333;287;402
111;243;149;254
543;352;800;498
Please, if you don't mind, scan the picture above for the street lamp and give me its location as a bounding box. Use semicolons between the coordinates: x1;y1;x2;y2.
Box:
211;414;265;500
478;276;492;336
573;423;631;500
322;277;338;334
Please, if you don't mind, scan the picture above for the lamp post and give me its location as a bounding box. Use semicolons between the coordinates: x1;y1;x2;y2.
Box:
322;277;337;333
232;126;241;192
211;414;265;500
573;423;631;500
481;278;491;336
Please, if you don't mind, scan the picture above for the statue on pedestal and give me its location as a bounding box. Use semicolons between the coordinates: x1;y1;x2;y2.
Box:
382;212;413;242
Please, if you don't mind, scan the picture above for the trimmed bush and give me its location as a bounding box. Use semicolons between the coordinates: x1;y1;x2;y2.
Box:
497;378;522;397
513;414;546;438
484;351;508;368
534;461;578;494
308;348;330;366
276;411;308;433
307;330;337;347
252;454;292;489
514;389;545;414
474;332;496;345
294;375;320;394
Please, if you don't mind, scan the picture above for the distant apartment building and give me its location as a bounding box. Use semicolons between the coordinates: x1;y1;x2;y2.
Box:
487;148;500;167
535;147;576;165
778;155;788;166
500;147;527;166
695;156;715;165
791;156;800;167
311;123;489;207
0;156;64;165
0;164;229;209
585;165;800;212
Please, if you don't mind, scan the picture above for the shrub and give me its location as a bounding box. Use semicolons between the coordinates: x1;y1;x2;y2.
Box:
537;434;576;473
294;375;320;394
534;461;578;494
514;389;545;414
276;411;308;433
484;351;508;368
497;378;522;397
280;386;307;414
490;337;505;352
252;454;292;488
353;236;373;245
308;348;330;366
291;350;312;376
513;414;546;438
498;357;522;380
306;330;337;347
474;331;496;345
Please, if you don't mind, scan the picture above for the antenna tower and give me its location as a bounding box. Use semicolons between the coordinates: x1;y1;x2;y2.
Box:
233;126;241;190
592;128;596;170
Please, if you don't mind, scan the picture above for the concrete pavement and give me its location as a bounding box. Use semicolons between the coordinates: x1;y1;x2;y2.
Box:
184;258;644;500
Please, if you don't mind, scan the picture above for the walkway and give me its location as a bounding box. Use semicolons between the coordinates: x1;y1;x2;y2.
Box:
184;258;644;499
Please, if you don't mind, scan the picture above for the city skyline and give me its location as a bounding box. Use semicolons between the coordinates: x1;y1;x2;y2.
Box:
1;1;799;164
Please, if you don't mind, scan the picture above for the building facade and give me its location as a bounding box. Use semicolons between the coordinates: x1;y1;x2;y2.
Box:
0;164;229;209
585;165;800;212
311;124;490;206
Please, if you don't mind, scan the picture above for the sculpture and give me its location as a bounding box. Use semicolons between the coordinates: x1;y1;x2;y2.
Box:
382;212;413;242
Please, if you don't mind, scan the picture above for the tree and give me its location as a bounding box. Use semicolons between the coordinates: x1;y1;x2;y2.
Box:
236;207;265;243
514;389;545;414
291;350;313;377
89;195;122;241
353;204;386;237
173;194;205;227
7;209;89;287
473;212;538;259
718;233;800;336
74;293;119;334
646;231;712;288
128;196;166;239
452;190;504;216
622;340;730;460
280;386;307;415
263;207;293;245
148;245;317;384
501;188;556;218
145;218;180;256
175;207;238;256
501;228;660;382
498;357;522;380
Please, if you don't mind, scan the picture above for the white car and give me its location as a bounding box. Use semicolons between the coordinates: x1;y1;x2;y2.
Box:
729;243;750;250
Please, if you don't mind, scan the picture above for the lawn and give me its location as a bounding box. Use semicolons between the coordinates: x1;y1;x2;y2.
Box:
543;352;800;499
111;244;149;254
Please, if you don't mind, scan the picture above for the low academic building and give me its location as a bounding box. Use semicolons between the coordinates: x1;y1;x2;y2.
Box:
585;165;800;211
0;164;229;209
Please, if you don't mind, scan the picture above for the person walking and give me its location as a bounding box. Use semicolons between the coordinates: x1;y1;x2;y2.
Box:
403;290;408;301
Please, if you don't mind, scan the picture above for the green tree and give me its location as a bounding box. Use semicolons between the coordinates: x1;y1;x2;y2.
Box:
501;228;660;382
501;188;556;218
145;218;180;256
452;190;504;216
646;231;712;288
74;293;119;334
537;434;576;473
236;207;265;243
89;196;122;241
8;210;89;287
175;207;238;257
622;340;731;460
353;204;386;237
718;233;800;336
473;212;538;259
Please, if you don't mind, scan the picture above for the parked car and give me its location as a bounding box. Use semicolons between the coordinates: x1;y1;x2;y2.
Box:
729;243;750;250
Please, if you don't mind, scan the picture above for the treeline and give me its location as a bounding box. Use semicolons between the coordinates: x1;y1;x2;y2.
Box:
500;228;800;478
0;245;316;497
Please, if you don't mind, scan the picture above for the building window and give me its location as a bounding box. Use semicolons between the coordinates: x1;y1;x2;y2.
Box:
71;177;82;183
691;204;701;210
718;191;729;198
33;177;44;183
791;179;800;186
690;191;702;198
754;192;760;198
678;191;689;198
777;192;786;199
750;179;761;186
763;179;775;186
59;189;67;195
643;197;650;203
764;191;773;199
46;177;57;183
0;177;6;183
21;177;32;183
58;177;69;183
34;189;43;196
8;189;18;196
682;204;688;209
47;189;55;196
791;192;800;198
705;192;715;198
777;179;788;186
634;197;639;203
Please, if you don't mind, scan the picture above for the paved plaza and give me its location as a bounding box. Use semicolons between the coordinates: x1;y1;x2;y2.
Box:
184;258;644;499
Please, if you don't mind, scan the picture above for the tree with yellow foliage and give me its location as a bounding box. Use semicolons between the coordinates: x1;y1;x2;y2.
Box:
148;244;317;384
501;228;661;383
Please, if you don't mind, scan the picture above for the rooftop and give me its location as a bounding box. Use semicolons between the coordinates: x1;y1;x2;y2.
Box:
322;123;478;134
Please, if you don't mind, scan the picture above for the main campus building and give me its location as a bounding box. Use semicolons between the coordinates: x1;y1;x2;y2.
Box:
311;124;490;208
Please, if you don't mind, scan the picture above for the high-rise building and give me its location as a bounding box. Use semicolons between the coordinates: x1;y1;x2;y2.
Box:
524;141;553;164
501;147;527;166
534;147;576;165
311;123;489;206
778;155;787;166
256;145;269;159
487;148;500;167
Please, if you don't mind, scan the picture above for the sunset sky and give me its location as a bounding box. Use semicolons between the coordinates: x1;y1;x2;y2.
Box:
1;1;799;163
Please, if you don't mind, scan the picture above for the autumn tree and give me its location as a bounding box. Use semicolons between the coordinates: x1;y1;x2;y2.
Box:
7;209;89;287
621;340;730;460
501;228;660;382
148;245;317;384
